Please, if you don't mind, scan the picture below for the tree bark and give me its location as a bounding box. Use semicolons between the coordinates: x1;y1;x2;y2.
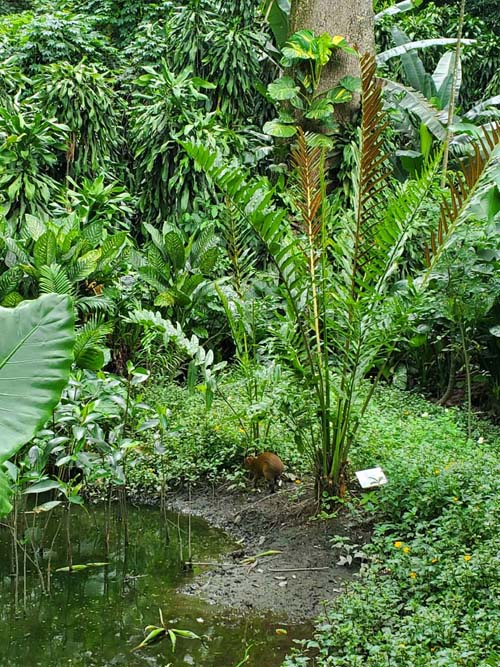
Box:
290;0;375;114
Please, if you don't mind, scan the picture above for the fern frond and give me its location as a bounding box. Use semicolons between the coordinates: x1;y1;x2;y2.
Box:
76;294;116;315
38;263;74;296
74;316;113;366
424;121;500;277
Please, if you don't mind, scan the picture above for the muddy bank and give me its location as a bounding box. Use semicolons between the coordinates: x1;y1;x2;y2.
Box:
167;482;371;622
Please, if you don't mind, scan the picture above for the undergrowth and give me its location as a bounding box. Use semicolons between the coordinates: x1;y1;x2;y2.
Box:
283;387;500;667
126;376;304;493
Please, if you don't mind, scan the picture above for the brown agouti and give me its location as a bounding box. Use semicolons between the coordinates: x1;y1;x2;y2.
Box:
244;452;284;493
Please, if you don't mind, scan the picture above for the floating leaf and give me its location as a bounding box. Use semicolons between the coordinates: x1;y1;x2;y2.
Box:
134;627;166;650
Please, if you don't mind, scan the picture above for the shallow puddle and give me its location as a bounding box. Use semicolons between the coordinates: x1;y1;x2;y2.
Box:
0;503;311;666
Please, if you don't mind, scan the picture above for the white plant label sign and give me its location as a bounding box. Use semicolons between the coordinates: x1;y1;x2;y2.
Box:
355;467;387;489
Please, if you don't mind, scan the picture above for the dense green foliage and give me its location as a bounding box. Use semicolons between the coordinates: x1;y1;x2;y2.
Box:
0;0;500;663
284;390;500;666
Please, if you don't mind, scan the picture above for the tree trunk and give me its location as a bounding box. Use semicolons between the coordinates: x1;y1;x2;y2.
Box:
290;0;375;115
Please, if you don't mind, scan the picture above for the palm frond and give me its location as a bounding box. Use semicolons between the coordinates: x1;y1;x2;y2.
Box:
375;150;443;291
290;129;323;245
183;141;313;371
220;198;257;295
181;142;306;296
349;54;393;291
424;121;500;277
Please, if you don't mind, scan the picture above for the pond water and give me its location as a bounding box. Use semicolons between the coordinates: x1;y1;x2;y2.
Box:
0;503;310;667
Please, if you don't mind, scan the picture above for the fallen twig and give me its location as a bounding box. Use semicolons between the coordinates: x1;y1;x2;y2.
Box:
267;566;329;573
188;562;220;566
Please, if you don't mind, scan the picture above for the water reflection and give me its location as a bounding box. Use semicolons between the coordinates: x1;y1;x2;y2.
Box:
0;503;309;666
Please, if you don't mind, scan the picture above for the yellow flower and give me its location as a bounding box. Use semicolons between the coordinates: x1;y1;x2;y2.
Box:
403;546;411;554
394;541;403;548
409;571;417;579
239;427;245;433
213;424;220;431
452;496;459;502
433;469;440;475
431;558;438;564
464;554;472;562
295;479;302;485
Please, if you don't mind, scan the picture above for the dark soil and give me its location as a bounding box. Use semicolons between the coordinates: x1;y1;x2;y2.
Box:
167;480;372;622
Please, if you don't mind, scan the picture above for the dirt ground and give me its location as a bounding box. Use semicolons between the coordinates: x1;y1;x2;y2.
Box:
167;480;372;622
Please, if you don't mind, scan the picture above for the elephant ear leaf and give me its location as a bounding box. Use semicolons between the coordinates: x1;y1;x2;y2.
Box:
0;294;75;515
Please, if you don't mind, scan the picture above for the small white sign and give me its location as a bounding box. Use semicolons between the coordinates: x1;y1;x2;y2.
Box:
355;467;387;489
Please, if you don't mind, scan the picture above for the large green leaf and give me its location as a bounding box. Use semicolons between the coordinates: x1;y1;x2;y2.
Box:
381;79;447;140
263;119;298;137
374;0;422;22
265;0;289;47
267;76;300;101
389;27;435;98
376;38;474;66
0;294;75;513
163;230;186;272
433;51;461;109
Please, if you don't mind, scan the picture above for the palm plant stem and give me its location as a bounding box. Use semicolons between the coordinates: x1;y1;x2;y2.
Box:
458;316;472;439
